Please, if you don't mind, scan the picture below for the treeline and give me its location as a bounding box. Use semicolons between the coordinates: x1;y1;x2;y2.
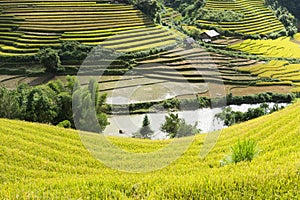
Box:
216;103;286;126
265;0;298;36
0;77;109;132
196;9;244;22
271;0;300;21
164;0;206;22
122;0;163;23
110;92;297;114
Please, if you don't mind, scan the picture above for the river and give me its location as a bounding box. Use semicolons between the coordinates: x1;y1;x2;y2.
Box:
103;102;289;140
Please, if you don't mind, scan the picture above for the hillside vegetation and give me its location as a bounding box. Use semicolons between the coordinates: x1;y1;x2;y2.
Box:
1;101;299;198
274;0;300;20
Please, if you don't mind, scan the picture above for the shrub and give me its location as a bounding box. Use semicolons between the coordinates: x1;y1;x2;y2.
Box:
221;139;260;166
57;120;72;128
36;48;61;73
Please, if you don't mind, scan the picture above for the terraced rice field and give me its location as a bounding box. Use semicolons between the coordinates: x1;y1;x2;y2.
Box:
197;0;285;35
229;36;300;58
161;7;182;27
0;0;179;56
239;60;300;92
1;100;300;198
95;47;261;102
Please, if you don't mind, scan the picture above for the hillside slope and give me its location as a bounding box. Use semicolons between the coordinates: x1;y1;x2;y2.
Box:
197;0;285;35
1;101;300;198
0;0;178;56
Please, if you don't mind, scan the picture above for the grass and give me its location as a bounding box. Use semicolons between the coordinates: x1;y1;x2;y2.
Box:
0;100;299;198
220;139;260;166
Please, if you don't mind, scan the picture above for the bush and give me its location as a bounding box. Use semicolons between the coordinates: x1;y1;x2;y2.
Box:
36;48;61;73
221;139;260;166
57;120;72;128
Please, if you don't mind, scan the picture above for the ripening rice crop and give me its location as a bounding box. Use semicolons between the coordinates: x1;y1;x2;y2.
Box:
239;60;300;91
197;0;285;35
0;0;179;55
0;100;300;198
230;37;300;59
295;33;300;42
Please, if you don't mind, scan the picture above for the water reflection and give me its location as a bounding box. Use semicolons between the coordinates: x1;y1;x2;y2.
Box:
103;103;288;140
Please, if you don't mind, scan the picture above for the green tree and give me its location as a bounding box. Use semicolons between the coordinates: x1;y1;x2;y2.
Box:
139;115;154;138
176;119;200;138
135;0;162;22
161;113;199;138
0;87;21;119
25;86;58;123
56;92;73;126
72;80;109;133
59;41;92;61
160;113;180;138
37;48;61;73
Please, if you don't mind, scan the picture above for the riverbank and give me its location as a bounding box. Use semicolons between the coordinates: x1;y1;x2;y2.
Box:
107;92;297;115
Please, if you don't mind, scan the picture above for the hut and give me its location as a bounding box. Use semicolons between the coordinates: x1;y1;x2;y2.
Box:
200;30;220;42
184;37;197;48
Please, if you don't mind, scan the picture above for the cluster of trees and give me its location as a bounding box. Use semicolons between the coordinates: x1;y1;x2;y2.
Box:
196;9;244;22
134;115;154;138
273;0;300;21
0;76;109;132
135;113;200;139
123;0;163;23
215;103;285;126
226;92;296;105
160;113;200;138
112;92;296;115
35;41;93;74
265;0;298;36
164;0;206;22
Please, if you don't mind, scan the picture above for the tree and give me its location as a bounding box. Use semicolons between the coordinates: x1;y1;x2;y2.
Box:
135;0;162;22
160;113;199;138
55;92;73;126
59;41;92;61
0;87;21;119
176;119;200;138
37;48;61;73
160;113;180;138
139;115;154;138
25;86;58;123
72;79;109;133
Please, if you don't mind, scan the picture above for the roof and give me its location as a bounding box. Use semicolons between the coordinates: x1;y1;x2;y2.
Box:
185;37;196;44
204;30;220;38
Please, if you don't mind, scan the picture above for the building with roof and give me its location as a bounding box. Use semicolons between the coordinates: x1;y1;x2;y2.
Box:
200;30;220;42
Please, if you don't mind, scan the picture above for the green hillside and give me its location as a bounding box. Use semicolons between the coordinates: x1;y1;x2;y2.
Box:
1;101;299;198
